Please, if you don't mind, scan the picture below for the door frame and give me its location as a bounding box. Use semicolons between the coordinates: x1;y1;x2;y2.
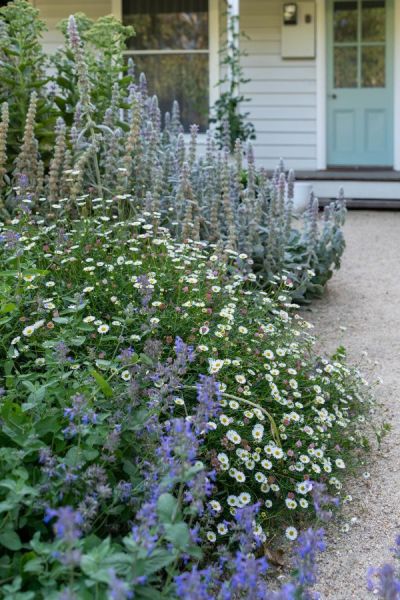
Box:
316;0;400;169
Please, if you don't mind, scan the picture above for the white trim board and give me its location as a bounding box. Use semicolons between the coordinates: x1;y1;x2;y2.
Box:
394;0;400;169
316;0;327;170
310;180;400;199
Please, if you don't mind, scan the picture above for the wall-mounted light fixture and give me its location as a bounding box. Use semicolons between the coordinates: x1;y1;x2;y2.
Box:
281;1;315;58
283;3;298;25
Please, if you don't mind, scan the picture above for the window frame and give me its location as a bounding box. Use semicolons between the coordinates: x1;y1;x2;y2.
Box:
111;0;220;128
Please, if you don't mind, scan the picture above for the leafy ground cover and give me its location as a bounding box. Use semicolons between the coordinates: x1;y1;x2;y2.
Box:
0;214;374;598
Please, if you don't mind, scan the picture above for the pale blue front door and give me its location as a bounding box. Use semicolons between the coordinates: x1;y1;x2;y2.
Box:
327;0;394;166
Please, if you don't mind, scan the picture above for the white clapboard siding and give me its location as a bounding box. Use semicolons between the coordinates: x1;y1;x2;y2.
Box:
35;0;112;54
236;0;318;170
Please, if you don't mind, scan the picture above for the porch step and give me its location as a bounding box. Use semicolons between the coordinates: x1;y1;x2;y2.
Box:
295;173;400;205
296;169;400;181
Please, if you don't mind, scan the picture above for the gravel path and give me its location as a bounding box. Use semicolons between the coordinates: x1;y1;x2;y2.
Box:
307;210;400;599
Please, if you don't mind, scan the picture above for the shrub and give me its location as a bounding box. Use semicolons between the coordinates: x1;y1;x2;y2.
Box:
0;6;346;301
0;0;56;168
51;14;135;128
0;214;371;596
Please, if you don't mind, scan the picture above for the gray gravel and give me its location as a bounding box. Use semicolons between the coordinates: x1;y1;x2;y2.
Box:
307;210;400;599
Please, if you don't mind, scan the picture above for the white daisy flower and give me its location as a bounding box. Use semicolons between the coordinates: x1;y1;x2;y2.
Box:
121;370;131;381
208;358;224;374
219;414;232;426
226;430;241;444
296;481;312;495
227;495;238;507
252;424;264;441
217;523;228;535
272;447;284;459
238;492;251;505
206;531;216;543
285;526;298;541
22;325;36;337
210;500;222;513
97;324;110;334
83;316;96;323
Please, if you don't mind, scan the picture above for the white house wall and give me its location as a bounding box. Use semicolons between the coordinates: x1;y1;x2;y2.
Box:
239;0;318;170
33;0;112;55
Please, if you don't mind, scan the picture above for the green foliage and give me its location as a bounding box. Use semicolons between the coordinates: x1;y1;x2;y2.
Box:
210;13;256;151
0;0;56;167
0;215;374;597
51;14;135;127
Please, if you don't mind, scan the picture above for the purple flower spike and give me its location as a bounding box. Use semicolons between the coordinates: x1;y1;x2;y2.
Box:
367;565;400;599
44;506;83;543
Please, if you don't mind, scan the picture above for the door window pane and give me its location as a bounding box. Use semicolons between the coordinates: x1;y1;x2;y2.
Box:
123;0;209;50
132;54;209;130
362;0;385;42
334;1;358;42
334;46;358;87
362;46;385;87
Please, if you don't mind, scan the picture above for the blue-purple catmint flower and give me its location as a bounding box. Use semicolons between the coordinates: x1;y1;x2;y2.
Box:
310;481;339;522
293;527;326;587
193;374;221;434
44;506;83;543
175;565;215;600
108;569;134;600
367;564;400;599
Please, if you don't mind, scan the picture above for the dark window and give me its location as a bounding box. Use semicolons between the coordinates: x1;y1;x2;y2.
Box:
123;0;210;131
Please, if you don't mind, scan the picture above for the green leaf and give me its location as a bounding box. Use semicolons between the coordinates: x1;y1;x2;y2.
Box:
70;336;86;346
0;303;17;314
156;493;179;524
163;523;190;551
135;588;165;600
139;353;154;367
141;549;177;576
89;369;113;398
80;538;112;582
35;416;59;436
4;361;14;376
0;529;22;551
23;557;44;574
53;316;70;324
0;500;16;513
